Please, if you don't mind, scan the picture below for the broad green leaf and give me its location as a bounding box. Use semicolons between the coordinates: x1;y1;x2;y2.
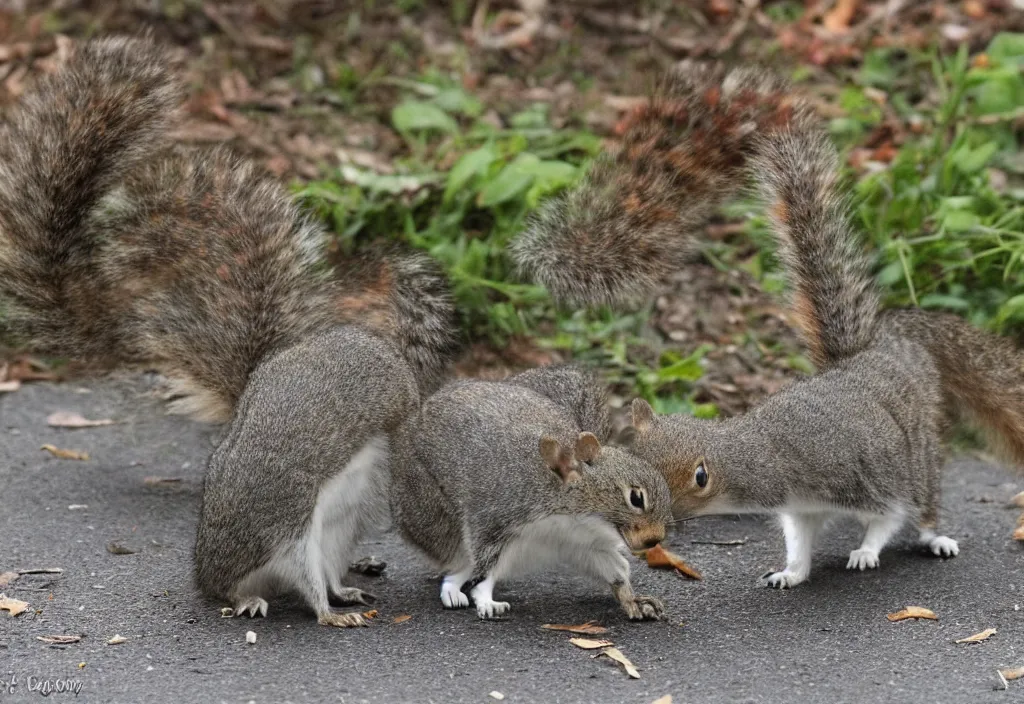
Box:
476;154;541;208
953;142;999;174
444;146;497;202
942;210;980;232
391;101;458;134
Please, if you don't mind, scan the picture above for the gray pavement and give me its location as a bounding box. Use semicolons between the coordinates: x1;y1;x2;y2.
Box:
1;377;1023;704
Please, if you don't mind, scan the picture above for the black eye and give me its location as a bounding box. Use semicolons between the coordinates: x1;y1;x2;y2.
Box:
695;462;708;488
629;488;645;509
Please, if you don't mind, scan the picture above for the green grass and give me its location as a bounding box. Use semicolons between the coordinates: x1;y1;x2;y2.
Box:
297;32;1024;413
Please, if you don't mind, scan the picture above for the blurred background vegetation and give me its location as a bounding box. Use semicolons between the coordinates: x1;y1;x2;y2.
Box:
1;0;1022;418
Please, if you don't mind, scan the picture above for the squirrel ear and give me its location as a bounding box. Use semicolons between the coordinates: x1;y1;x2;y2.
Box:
539;435;581;485
631;398;655;435
575;432;601;463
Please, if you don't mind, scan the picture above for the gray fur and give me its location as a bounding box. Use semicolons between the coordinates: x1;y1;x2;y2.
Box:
390;367;672;621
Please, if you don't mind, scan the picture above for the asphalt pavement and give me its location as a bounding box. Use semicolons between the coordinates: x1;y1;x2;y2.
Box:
1;376;1022;704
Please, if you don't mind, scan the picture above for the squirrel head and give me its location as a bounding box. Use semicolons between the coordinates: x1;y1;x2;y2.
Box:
539;432;672;551
629;398;725;519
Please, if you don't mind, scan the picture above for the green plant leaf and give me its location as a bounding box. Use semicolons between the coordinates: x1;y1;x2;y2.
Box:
391;101;458;134
953;141;999;174
476;153;541;208
444;146;497;202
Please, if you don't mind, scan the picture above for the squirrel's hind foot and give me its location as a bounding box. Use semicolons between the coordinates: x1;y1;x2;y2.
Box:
623;595;666;621
232;596;269;618
328;587;376;607
318;609;369;628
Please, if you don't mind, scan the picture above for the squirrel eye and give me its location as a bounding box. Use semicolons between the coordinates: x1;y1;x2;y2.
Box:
629;488;645;510
695;462;708;488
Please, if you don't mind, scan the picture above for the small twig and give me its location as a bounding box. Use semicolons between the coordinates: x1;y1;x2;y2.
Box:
714;0;760;55
691;537;748;546
16;568;63;575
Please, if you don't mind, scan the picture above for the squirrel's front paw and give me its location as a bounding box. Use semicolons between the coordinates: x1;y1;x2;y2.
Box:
623;595;666;621
761;569;806;589
475;599;511;620
846;548;880;571
318;609;369;628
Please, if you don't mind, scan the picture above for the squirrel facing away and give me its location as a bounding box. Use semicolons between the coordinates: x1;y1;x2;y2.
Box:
0;37;461;625
512;63;1024;587
389;365;671;620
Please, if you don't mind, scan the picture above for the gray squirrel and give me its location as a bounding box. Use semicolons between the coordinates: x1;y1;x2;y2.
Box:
512;63;1024;587
390;365;672;620
0;37;460;626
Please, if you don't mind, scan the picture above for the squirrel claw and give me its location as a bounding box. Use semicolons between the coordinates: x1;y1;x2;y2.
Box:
232;597;269;618
318;610;369;628
475;600;511;620
329;587;377;607
623;595;666;621
762;570;805;589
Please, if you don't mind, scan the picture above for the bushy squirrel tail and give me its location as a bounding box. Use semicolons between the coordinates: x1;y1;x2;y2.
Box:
0;36;183;361
886;309;1024;469
749;125;880;367
1;37;460;423
510;63;813;308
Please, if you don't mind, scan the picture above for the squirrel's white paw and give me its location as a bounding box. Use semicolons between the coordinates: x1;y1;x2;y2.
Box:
847;548;880;571
762;569;807;589
475;599;510;620
928;535;959;557
440;582;469;609
232;596;268;618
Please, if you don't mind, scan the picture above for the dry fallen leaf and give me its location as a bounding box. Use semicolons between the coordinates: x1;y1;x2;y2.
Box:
644;544;703;580
41;444;89;461
0;380;20;393
107;635;127;645
651;697;672;704
954;628;996;644
541;621;609;635
106;543;137;555
822;0;859;32
570;637;614;650
392;614;412;624
887;606;938;622
596;647;640;679
1014;524;1024;542
143;476;184;486
0;595;30;617
1011;491;1024;508
0;572;20;588
1000;666;1024;681
37;635;81;645
46;411;114;428
362;609;378;619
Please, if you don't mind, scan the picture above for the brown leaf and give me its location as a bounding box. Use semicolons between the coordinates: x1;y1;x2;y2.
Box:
954;628;996;644
1000;666;1024;681
0;595;29;616
0;572;20;588
37;635;81;645
1013;524;1024;542
570;637;614;650
106;543;137;555
822;0;859;32
595;647;640;679
541;621;609;635
644;544;703;580
887;606;938;622
46;411;114;428
143;477;184;486
392;614;412;624
362;609;378;619
40;445;89;461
